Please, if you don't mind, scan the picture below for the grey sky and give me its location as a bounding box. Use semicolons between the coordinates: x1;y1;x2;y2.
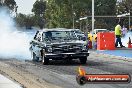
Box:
15;0;36;14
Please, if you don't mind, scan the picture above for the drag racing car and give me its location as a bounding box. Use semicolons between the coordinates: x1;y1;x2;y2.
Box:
29;28;89;65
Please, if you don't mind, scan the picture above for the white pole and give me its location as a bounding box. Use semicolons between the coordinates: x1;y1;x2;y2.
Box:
92;0;94;49
72;5;75;29
129;10;131;30
73;16;75;29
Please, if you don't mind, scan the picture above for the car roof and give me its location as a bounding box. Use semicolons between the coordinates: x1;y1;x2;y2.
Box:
94;29;107;31
68;29;80;31
38;28;80;32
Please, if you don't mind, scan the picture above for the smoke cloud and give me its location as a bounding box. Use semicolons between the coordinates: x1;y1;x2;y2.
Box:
0;8;34;60
122;31;132;47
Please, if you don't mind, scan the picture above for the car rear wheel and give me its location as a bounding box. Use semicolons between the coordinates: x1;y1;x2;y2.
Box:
79;56;87;64
32;52;39;62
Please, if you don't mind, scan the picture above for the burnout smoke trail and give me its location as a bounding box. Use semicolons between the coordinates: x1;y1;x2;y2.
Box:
0;8;33;60
122;32;132;47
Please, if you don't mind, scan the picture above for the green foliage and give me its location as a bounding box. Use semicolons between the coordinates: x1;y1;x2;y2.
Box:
116;0;132;14
94;0;117;29
116;0;127;14
15;13;36;29
15;13;26;27
45;0;116;30
45;0;90;28
32;0;46;29
116;0;132;28
125;0;132;11
32;0;46;16
1;0;17;11
95;0;116;15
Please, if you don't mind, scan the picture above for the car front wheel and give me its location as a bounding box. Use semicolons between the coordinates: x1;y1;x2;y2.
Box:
42;56;49;65
79;56;87;64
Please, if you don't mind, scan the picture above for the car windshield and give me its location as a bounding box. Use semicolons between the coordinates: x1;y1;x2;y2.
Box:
43;31;77;42
97;30;107;33
74;30;82;34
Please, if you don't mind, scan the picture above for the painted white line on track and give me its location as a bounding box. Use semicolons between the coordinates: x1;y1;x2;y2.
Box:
0;74;22;88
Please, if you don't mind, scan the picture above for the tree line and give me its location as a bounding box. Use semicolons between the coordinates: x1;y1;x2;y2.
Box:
1;0;132;31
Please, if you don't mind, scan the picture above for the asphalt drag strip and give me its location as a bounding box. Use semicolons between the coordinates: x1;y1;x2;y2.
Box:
0;51;132;88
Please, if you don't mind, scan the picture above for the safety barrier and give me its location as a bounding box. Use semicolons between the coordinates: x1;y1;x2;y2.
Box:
97;32;115;50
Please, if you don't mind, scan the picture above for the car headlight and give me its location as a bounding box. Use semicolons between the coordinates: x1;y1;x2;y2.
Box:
82;45;87;51
48;47;52;53
46;46;53;53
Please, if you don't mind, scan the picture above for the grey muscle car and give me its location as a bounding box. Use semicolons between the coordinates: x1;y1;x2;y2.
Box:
29;28;89;65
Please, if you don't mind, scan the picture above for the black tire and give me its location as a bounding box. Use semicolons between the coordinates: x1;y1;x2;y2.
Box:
42;56;49;65
32;52;39;62
79;56;87;64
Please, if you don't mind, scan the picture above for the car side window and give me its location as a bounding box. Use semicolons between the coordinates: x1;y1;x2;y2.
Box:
34;32;42;42
42;33;45;41
34;31;39;40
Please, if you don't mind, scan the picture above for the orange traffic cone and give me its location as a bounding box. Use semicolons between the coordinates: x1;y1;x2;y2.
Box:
128;37;132;48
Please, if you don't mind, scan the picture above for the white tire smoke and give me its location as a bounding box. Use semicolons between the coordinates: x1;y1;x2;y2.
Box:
0;8;35;60
122;32;132;47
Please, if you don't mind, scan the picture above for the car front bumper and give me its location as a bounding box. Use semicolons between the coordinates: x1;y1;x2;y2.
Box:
45;52;89;59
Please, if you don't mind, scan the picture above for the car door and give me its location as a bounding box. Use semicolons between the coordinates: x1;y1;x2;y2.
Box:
32;32;42;57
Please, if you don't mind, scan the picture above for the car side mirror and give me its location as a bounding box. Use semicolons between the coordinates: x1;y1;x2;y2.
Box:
30;41;33;44
82;37;86;41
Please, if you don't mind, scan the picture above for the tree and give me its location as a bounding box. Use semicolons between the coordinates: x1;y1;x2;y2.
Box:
15;13;26;27
116;0;132;14
95;0;116;15
94;0;117;29
45;0;116;30
32;0;46;29
125;0;132;12
116;0;132;28
15;13;36;29
45;0;90;28
32;0;46;16
0;0;17;14
4;0;16;11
